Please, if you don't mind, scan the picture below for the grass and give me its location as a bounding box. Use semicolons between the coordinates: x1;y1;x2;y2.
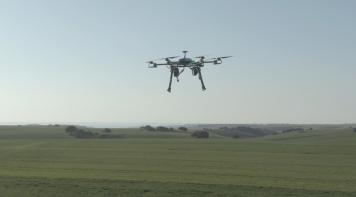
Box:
0;125;356;196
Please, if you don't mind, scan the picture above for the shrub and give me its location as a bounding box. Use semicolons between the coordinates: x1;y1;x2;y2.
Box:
65;126;125;139
65;125;78;135
191;131;209;138
72;129;94;138
140;125;156;131
156;126;170;132
233;134;240;138
65;126;94;138
178;127;188;132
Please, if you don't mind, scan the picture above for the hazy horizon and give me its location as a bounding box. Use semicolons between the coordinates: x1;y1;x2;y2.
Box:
1;121;356;129
1;0;356;124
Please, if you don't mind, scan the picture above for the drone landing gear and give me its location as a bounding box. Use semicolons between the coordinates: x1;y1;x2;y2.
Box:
167;68;173;93
198;69;206;91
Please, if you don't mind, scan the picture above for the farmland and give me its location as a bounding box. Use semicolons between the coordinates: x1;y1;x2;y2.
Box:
0;125;356;196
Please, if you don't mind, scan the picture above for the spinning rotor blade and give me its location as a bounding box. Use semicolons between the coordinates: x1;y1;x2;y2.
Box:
146;61;169;68
160;56;180;60
146;61;158;68
194;56;207;63
194;56;207;59
147;56;178;63
217;56;233;59
207;56;233;60
147;63;156;68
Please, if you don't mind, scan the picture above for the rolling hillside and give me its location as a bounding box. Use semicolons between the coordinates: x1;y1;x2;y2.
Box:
0;125;355;196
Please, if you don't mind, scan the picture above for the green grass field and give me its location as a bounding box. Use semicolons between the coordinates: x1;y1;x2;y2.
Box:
0;125;356;196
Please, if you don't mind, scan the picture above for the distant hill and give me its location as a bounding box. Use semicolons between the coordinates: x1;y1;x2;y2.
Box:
257;127;356;145
205;126;275;138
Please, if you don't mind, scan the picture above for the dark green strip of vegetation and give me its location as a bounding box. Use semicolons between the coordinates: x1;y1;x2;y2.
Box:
0;176;355;197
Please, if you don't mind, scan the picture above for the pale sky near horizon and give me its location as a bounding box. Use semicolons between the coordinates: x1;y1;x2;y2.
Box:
1;0;356;125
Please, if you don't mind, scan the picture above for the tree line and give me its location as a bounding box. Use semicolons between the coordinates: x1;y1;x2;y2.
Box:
65;125;211;139
140;125;188;132
141;125;210;138
65;126;124;139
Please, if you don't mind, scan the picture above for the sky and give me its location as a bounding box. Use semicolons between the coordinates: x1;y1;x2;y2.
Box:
0;0;356;125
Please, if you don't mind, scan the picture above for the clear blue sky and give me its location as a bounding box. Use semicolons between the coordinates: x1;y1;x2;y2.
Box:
1;0;355;125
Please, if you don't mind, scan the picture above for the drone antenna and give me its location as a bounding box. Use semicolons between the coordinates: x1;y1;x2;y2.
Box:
182;50;188;58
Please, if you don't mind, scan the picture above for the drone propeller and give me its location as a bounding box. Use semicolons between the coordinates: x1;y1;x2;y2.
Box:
210;56;233;60
160;56;180;60
194;56;207;63
217;56;233;59
146;61;157;68
207;56;233;61
146;61;171;68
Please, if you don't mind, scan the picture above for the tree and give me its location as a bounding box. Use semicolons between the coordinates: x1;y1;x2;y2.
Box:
65;125;78;135
353;128;356;133
178;127;188;132
103;128;112;133
65;125;94;138
140;125;156;131
233;134;240;139
156;126;170;132
74;129;94;138
191;131;209;138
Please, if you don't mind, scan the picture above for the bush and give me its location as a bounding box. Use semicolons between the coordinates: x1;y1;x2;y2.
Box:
140;125;156;131
191;131;209;138
178;127;188;132
65;125;94;138
65;125;78;135
74;129;94;138
233;134;240;138
353;128;356;133
65;126;125;139
156;126;170;132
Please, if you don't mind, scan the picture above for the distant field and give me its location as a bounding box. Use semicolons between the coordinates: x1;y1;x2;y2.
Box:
0;125;356;196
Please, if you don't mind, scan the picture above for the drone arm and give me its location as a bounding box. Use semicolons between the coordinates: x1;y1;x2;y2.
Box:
148;62;170;68
155;63;170;66
203;60;221;65
202;56;232;65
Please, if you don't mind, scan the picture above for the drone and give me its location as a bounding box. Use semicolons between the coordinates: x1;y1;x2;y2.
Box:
147;51;232;92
